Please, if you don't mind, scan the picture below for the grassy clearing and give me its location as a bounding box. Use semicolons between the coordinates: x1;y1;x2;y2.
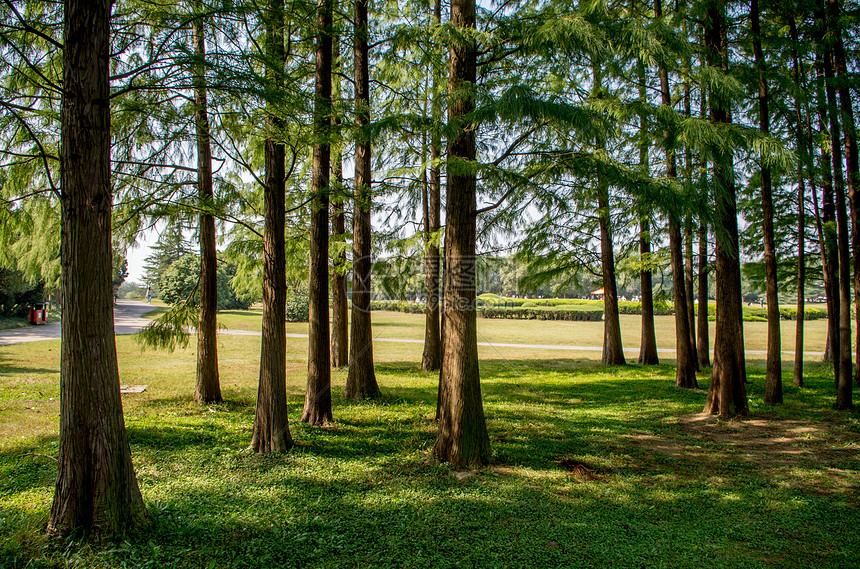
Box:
0;313;858;568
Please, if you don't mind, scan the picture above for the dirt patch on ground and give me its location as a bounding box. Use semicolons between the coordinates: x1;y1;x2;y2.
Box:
626;413;860;499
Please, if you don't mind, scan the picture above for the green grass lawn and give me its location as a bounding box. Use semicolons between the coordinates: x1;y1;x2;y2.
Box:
0;311;858;568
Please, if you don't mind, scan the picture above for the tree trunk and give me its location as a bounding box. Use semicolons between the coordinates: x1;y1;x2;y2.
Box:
192;7;222;405
421;0;443;372
819;13;853;408
815;52;839;368
598;182;625;366
684;219;699;370
433;0;491;467
253;0;293;453
330;35;348;369
49;0;148;535
592;63;624;367
639;218;658;364
636;55;657;365
788;14;807;387
302;0;334;424
657;0;693;385
670;218;698;388
751;0;783;405
345;0;380;401
703;1;749;418
697;222;711;367
827;0;860;390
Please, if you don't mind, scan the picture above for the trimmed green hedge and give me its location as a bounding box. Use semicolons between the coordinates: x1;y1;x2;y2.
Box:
375;295;829;323
479;305;604;321
370;300;425;314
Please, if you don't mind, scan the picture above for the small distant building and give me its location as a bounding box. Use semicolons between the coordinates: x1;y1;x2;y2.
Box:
591;287;605;300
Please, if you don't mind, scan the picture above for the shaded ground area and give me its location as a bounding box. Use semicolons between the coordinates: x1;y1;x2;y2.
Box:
0;333;857;568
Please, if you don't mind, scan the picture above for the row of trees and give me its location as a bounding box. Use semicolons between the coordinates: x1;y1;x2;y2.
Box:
0;0;857;537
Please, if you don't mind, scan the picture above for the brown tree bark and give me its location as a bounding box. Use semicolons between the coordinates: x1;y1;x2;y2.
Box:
788;14;808;387
192;6;222;405
330;35;348;369
638;218;658;364
592;64;624;367
819;8;853;408
656;0;694;386
814;52;839;368
684;219;699;370
345;0;380;401
253;0;294;453
827;0;860;390
421;0;443;372
49;0;148;535
302;0;334;424
697;222;711;368
433;0;491;468
636;55;657;366
598;180;625;366
751;0;783;405
703;1;749;418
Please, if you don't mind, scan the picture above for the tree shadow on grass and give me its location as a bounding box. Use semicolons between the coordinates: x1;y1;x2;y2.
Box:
15;453;858;569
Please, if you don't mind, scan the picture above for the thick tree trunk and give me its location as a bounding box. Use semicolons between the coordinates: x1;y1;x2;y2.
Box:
433;0;491;467
345;0;380;400
751;0;783;405
827;0;860;390
820;21;853;409
697;222;711;367
592;66;624;367
49;0;148;535
670;218;698;388
815;52;839;368
330;35;348;369
639;218;658;364
598;183;625;366
192;9;222;405
302;0;334;424
703;2;748;418
636;56;657;366
253;0;293;453
421;0;443;372
789;15;807;387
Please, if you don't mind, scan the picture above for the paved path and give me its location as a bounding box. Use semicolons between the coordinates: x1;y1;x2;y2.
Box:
0;301;825;357
0;299;156;346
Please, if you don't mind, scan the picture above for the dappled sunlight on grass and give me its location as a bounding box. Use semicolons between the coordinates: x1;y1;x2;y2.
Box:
0;319;858;568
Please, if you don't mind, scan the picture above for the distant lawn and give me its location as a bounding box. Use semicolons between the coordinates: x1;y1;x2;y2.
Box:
207;307;835;359
0;324;858;568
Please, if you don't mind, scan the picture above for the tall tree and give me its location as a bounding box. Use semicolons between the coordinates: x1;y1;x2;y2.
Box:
818;3;852;408
345;0;380;400
252;0;294;453
702;0;749;418
192;3;222;404
49;0;147;534
826;0;860;391
303;0;334;424
433;0;491;467
330;33;349;369
421;0;443;373
697;222;710;367
656;0;694;387
592;63;625;366
751;0;782;405
637;55;658;366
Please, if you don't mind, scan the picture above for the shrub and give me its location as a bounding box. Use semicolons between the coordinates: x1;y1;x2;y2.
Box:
285;289;309;322
369;300;424;314
158;255;252;311
479;305;604;321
